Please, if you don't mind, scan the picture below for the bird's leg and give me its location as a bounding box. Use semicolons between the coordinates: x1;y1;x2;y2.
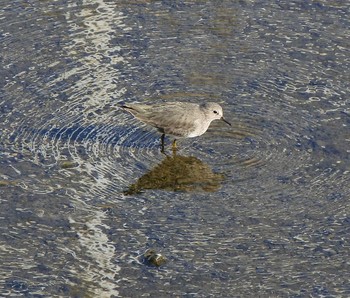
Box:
160;134;165;153
172;139;177;155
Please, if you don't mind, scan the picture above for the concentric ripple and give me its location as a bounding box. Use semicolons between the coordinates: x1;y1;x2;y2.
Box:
2;0;348;203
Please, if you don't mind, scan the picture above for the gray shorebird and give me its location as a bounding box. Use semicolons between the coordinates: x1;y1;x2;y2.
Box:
121;101;231;151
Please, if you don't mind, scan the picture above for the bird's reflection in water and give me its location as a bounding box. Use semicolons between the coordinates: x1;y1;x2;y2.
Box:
125;153;224;194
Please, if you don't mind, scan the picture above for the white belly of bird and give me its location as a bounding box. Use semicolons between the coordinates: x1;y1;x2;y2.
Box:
186;120;210;138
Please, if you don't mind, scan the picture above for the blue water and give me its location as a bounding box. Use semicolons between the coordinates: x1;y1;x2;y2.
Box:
1;0;349;297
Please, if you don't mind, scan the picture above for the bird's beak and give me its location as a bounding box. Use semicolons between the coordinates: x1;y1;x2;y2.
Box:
221;117;231;126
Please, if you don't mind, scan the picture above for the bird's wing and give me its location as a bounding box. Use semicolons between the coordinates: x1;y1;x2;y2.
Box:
144;104;200;136
122;103;201;137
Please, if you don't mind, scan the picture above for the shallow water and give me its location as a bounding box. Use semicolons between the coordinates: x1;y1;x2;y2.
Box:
1;0;349;297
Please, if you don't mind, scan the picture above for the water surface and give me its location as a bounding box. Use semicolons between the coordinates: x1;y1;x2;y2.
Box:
1;0;349;297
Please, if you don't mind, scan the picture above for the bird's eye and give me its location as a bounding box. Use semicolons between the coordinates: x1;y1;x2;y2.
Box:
213;110;218;114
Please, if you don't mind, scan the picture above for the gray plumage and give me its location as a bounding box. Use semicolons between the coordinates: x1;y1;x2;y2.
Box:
121;102;231;138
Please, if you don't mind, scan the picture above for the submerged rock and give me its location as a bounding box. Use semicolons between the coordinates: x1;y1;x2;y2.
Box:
142;249;166;267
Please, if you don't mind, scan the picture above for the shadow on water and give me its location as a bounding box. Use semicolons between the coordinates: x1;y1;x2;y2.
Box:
124;152;224;194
